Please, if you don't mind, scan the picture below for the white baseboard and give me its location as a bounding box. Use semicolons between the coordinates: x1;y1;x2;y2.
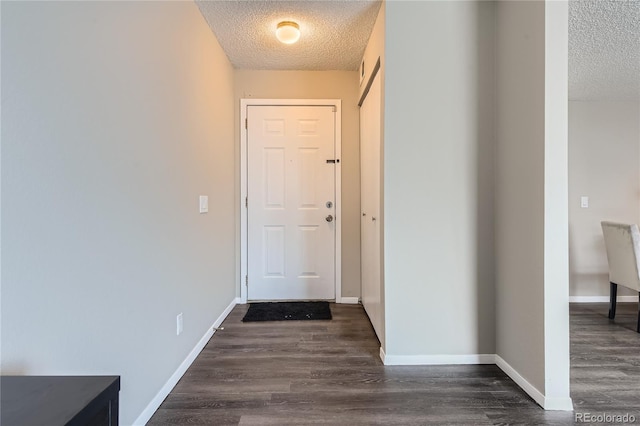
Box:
570;295;637;303
495;355;573;411
133;297;239;425
379;346;386;363
382;353;496;366
339;297;359;304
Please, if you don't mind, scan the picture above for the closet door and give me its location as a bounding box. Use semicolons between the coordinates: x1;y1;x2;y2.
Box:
360;71;383;343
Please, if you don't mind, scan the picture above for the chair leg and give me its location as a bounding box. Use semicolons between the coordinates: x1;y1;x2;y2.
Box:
609;282;618;320
637;292;640;333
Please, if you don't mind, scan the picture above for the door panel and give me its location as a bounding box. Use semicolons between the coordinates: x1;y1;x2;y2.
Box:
263;226;285;277
264;148;285;207
248;105;336;301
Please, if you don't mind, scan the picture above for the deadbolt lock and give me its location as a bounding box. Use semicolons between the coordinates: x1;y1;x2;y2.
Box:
326;201;333;209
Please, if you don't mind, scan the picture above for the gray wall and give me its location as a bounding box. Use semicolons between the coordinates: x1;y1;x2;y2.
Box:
569;101;640;298
383;0;496;357
494;0;546;393
495;0;571;404
1;2;236;423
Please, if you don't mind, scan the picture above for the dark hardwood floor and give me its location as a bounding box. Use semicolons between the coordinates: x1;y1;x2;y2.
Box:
570;302;640;422
148;302;640;425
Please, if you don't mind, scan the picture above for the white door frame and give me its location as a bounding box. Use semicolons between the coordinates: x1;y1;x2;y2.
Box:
240;99;342;304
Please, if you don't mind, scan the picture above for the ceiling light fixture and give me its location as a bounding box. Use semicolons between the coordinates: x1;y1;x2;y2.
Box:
276;21;300;44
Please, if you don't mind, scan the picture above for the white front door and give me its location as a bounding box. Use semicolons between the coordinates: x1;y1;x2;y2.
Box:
247;105;336;301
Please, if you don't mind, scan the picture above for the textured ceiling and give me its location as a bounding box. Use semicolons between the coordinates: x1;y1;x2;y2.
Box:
196;0;381;71
569;0;640;100
197;0;639;99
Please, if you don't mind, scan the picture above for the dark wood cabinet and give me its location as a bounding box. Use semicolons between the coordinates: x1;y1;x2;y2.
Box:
1;375;120;426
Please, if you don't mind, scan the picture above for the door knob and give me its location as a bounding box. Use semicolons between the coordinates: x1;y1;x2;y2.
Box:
326;215;334;223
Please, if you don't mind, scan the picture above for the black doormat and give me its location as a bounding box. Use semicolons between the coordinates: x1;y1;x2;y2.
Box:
242;301;332;322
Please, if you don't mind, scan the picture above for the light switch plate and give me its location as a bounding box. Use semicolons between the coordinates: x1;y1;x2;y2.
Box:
199;195;208;213
580;196;589;208
177;313;183;336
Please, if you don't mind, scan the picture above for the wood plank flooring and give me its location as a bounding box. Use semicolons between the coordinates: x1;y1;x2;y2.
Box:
570;302;640;422
148;302;640;425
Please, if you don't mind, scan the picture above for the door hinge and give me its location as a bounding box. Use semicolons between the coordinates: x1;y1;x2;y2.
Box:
245;196;248;208
245;118;248;129
245;275;248;286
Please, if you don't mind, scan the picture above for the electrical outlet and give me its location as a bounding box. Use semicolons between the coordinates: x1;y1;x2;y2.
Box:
176;313;183;336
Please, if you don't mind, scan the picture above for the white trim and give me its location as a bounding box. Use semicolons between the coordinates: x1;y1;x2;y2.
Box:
379;346;386;363
495;355;573;411
543;0;572;409
240;99;342;304
339;297;359;304
382;354;496;366
334;102;342;305
240;100;248;304
570;295;637;303
133;297;239;426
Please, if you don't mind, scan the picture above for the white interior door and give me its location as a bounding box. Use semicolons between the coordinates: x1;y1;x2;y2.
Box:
247;105;336;301
360;72;383;341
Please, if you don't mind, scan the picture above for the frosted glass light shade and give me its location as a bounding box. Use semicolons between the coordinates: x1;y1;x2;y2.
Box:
276;21;300;44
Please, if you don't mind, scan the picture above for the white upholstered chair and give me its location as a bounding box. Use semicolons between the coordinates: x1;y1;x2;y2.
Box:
601;221;640;332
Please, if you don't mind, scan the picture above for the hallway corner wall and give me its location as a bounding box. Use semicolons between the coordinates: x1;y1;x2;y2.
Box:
494;0;571;409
